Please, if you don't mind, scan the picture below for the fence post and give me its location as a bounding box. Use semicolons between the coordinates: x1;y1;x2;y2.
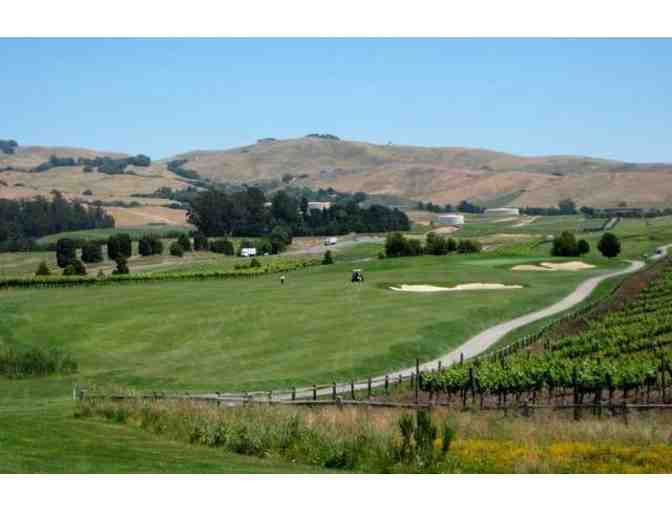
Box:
384;375;389;397
332;382;337;401
367;377;372;400
268;390;273;402
415;358;420;405
438;360;442;372
313;384;317;401
351;380;355;400
291;387;296;401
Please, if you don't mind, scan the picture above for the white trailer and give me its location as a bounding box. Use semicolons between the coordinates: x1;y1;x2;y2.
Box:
241;247;257;257
324;237;338;246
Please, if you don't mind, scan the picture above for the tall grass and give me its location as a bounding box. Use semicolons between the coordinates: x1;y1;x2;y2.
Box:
77;399;672;473
76;399;454;473
0;344;78;378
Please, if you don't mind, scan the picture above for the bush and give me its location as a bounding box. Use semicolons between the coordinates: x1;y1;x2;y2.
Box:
598;232;621;258
210;238;234;255
112;256;130;275
0;344;77;378
139;235;162;257
56;238;77;268
81;241;103;263
270;226;290;254
385;233;422;257
193;231;209;251
425;232;451;255
249;257;261;268
322;250;334;265
456;239;481;254
170;242;184;257
35;261;51;276
177;233;192;252
63;259;86;276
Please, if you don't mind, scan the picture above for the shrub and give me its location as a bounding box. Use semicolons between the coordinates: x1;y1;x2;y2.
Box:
170;242;184;257
56;238;77;268
598;232;621;258
322;250;334;265
270;226;290;254
35;261;51;276
249;257;261;268
139;235;162;257
210;239;234;255
112;256;130;275
81;241;103;263
385;233;422;257
425;232;449;255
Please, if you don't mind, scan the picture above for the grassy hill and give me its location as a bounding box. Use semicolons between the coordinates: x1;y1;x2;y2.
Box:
169;137;672;208
3;137;672;212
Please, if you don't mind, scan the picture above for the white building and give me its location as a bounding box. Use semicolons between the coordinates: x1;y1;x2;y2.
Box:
308;201;331;211
484;207;520;216
433;214;465;226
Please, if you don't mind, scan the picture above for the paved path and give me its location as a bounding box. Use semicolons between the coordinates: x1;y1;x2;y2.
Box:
209;255;657;403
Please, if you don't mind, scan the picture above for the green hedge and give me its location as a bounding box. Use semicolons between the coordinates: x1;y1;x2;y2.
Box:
0;259;320;290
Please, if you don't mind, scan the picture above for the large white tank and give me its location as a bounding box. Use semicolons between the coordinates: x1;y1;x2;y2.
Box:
434;214;465;226
484;207;520;216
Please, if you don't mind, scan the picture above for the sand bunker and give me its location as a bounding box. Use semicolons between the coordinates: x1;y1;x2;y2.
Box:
511;261;596;272
390;283;523;293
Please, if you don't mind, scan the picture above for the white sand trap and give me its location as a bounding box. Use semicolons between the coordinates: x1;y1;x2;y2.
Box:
511;261;596;272
390;283;523;293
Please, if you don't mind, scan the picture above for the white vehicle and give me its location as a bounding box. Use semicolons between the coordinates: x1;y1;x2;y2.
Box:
240;247;257;257
324;237;338;246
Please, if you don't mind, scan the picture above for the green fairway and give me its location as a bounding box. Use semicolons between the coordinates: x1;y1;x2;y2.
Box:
1;250;624;392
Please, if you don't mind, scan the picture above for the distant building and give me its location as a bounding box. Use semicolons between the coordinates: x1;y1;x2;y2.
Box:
433;214;464;226
484;207;520;216
308;201;331;211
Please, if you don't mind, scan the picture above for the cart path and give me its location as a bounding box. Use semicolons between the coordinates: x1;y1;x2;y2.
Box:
210;248;672;403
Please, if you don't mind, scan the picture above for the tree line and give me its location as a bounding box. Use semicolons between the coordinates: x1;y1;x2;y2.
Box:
187;187;410;238
0;192;115;252
384;232;482;258
34;154;151;175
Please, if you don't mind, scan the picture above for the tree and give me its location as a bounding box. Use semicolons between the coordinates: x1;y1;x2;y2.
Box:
35;261;51;276
169;241;184;257
598;232;621;258
425;232;449;255
138;236;153;257
112;256;130;275
322;250;334;265
577;239;590;256
81;241;103;263
56;238;77;268
269;225;291;254
150;237;163;255
558;198;577;215
193;231;209;251
107;234;131;260
177;233;192;252
551;231;579;257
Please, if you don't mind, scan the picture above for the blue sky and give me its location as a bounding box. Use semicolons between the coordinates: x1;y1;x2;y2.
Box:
2;38;671;161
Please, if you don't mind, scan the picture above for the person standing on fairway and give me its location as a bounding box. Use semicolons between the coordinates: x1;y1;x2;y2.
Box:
280;275;285;285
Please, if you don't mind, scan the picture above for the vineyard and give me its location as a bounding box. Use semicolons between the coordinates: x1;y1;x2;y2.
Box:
421;259;672;411
0;258;320;290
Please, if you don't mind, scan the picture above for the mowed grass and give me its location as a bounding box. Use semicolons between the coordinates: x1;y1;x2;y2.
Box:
0;250;624;392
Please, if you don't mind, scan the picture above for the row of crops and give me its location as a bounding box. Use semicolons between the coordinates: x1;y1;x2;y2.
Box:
0;259;320;290
421;259;672;405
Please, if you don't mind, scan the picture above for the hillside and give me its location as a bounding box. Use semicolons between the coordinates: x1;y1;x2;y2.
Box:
169;137;672;208
3;138;672;213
